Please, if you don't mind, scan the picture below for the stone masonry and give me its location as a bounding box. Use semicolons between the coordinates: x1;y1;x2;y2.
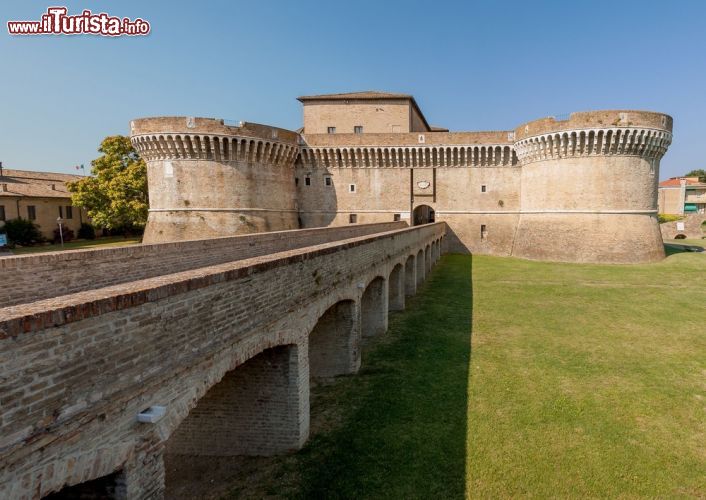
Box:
0;222;445;499
130;92;673;264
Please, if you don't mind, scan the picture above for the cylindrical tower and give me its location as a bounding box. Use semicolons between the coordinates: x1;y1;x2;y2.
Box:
130;117;301;243
512;110;673;263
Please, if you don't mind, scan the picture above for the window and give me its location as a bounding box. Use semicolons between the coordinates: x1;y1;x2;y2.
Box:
393;213;401;221
66;206;73;219
481;185;487;193
324;176;332;186
349;214;357;223
327;126;336;134
481;224;487;241
354;125;363;134
349;184;356;193
27;205;36;220
0;205;5;221
58;206;63;218
295;177;299;186
305;177;311;186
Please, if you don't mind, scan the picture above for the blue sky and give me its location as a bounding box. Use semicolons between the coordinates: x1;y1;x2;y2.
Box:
1;0;704;180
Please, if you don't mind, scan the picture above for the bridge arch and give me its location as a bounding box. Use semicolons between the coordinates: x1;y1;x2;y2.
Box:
416;249;425;286
164;343;307;459
405;254;417;297
388;263;405;312
361;276;388;337
309;299;360;378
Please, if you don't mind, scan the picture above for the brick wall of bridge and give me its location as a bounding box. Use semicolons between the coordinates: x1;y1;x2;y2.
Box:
0;221;405;307
0;222;444;499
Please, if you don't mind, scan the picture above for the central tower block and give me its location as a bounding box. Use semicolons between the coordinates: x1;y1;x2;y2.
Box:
512;110;673;263
130;117;300;243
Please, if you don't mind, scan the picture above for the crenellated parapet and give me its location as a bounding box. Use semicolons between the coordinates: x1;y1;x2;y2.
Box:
130;117;301;243
297;143;518;169
513;110;672;165
130;117;300;166
513;127;672;165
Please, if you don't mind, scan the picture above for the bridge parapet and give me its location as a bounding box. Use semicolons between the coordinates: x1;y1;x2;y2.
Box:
0;222;405;307
0;222;445;499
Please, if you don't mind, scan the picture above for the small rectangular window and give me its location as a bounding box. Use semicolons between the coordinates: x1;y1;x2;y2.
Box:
27;205;36;220
481;185;487;193
327;127;336;134
305;177;311;186
324;176;332;186
481;224;487;241
393;213;401;221
354;126;363;134
58;206;63;218
295;177;299;186
349;184;356;193
349;214;357;223
66;206;73;219
0;205;5;221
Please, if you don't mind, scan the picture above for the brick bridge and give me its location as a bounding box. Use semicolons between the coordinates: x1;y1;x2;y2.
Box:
0;221;445;499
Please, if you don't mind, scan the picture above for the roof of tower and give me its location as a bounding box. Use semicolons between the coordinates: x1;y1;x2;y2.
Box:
297;90;433;131
297;90;413;101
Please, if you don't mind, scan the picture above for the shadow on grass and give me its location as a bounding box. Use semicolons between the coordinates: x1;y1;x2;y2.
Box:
664;243;705;256
285;254;474;499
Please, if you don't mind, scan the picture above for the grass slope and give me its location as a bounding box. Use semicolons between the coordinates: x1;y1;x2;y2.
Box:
224;252;705;498
228;255;474;499
467;252;706;497
9;236;141;254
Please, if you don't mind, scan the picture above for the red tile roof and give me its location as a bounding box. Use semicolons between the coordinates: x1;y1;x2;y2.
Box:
658;177;705;188
0;169;82;199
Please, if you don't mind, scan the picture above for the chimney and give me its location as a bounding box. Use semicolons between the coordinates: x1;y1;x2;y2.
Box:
1;183;7;192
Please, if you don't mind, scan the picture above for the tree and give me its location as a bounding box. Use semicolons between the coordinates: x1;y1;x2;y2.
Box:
68;136;148;232
684;169;706;182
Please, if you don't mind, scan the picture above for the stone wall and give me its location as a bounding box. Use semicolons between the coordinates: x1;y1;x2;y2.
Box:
130;116;301;243
0;222;405;307
0;222;445;499
302;100;413;134
131;106;674;264
660;213;706;240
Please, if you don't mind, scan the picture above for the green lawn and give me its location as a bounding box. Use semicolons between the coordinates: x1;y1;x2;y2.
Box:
222;252;705;498
8;236;141;254
664;238;705;247
467;252;706;497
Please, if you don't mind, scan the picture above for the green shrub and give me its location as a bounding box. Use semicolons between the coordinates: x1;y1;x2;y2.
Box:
1;218;43;246
658;214;684;223
77;222;96;240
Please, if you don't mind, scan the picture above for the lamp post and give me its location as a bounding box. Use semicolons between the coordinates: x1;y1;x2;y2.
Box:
57;216;64;248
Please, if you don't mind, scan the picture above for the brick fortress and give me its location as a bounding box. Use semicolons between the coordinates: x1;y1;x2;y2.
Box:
130;91;673;263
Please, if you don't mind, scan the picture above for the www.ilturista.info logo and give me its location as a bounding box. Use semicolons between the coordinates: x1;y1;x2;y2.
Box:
7;7;150;36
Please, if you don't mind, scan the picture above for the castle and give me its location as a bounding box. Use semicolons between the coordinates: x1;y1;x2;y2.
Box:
129;91;673;263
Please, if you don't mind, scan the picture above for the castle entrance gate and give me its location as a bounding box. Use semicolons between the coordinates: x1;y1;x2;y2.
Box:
413;205;435;225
